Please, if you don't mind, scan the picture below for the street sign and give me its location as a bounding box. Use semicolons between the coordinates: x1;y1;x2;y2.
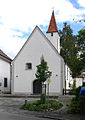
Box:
47;79;50;83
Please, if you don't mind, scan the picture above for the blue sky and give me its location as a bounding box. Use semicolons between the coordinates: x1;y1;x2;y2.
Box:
0;0;85;59
69;0;82;9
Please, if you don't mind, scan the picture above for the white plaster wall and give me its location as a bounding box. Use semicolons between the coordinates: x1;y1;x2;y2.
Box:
65;65;69;89
75;78;82;88
47;32;60;53
65;65;73;89
0;58;11;93
58;57;65;94
12;27;64;95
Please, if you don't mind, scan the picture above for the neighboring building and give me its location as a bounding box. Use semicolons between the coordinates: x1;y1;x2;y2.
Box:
75;72;85;88
65;64;73;89
12;11;67;95
0;49;12;93
75;76;82;88
81;70;85;84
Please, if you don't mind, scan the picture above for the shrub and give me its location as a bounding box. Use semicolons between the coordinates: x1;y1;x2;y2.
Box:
74;86;81;97
69;86;81;96
69;96;80;113
49;100;63;109
21;100;63;111
72;80;76;90
69;89;75;95
33;100;41;105
39;104;48;109
69;86;85;114
82;82;85;86
79;96;85;114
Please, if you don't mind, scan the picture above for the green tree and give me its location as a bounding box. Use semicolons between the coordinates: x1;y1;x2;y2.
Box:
59;22;78;77
76;29;85;53
76;29;85;71
80;53;85;71
68;56;83;78
72;80;76;90
59;22;77;61
35;56;52;83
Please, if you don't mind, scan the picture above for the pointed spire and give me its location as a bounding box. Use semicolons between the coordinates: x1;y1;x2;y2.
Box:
46;10;58;33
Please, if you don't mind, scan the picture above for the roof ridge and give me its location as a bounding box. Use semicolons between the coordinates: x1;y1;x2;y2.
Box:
13;26;63;62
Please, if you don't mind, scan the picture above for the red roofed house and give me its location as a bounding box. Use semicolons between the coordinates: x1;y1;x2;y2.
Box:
0;49;12;93
12;11;68;95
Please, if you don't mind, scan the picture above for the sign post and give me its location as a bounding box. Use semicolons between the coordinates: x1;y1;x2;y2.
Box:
47;78;50;109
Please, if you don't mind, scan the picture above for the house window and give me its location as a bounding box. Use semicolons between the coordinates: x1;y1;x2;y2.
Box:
51;32;53;36
4;78;7;87
26;63;32;70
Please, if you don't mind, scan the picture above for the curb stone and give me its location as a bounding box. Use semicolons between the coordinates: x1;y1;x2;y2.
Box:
36;115;70;120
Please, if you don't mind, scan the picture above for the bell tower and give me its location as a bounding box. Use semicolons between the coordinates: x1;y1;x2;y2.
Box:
46;11;60;53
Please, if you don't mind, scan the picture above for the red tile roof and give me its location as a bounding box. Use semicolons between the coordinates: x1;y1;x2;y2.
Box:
77;75;83;78
0;49;12;62
46;11;58;33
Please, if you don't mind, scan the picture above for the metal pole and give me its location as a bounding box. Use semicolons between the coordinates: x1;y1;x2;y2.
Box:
48;83;49;109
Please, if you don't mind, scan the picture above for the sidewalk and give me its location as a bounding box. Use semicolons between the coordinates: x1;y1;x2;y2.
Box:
0;93;58;98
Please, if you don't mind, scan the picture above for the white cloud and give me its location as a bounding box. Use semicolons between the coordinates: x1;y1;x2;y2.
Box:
0;0;85;59
78;0;85;7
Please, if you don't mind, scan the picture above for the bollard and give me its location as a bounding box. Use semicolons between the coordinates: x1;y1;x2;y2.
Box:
63;88;64;95
25;96;28;106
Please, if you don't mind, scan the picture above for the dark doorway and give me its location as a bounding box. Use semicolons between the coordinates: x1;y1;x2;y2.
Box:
33;80;42;94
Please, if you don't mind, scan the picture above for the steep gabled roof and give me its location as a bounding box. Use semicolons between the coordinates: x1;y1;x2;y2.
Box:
13;26;63;62
0;49;12;62
46;11;58;33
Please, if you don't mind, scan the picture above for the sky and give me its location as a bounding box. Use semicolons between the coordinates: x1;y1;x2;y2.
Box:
0;0;85;59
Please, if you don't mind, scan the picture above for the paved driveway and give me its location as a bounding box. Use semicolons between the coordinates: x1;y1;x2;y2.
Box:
0;97;51;120
0;97;39;113
0;96;84;120
0;111;51;120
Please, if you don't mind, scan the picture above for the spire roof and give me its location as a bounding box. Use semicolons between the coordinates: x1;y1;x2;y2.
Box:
46;11;58;33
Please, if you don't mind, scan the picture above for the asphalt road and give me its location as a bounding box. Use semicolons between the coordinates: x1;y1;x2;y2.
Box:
0;111;50;120
0;97;51;120
0;95;83;120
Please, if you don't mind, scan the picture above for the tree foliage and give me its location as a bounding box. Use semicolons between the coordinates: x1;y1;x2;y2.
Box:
68;56;83;77
35;56;52;83
59;22;85;78
76;29;85;71
59;22;77;61
76;29;85;52
59;23;78;77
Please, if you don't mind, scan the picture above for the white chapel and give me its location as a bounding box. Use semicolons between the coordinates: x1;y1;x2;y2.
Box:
12;11;66;95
